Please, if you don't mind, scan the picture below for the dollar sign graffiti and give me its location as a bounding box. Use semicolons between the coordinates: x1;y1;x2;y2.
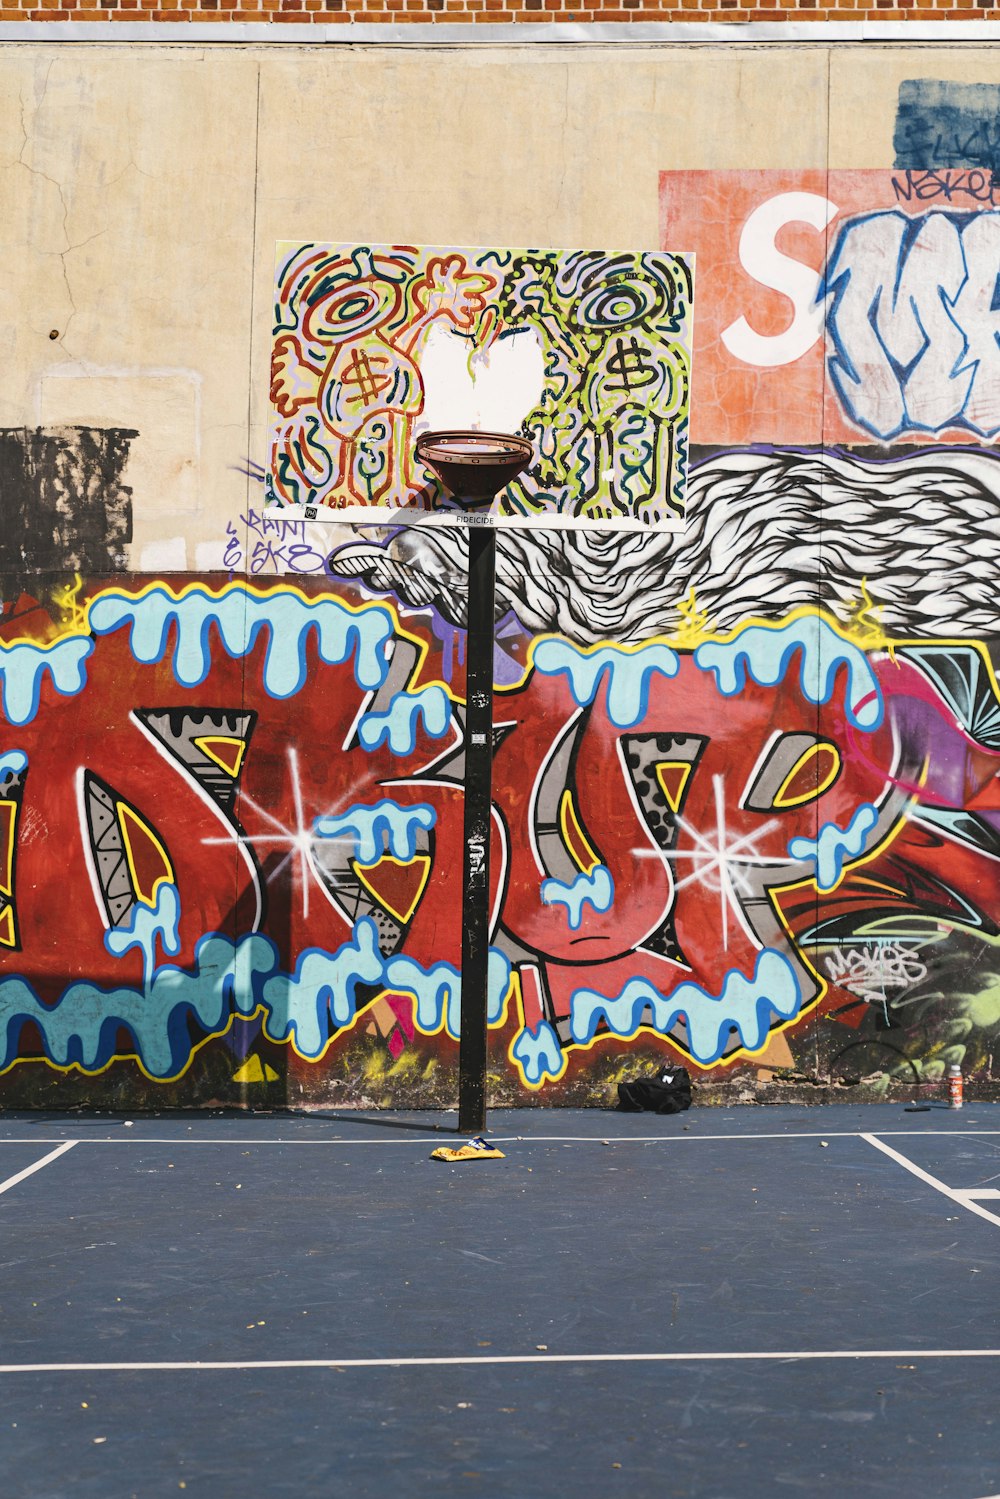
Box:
339;347;393;407
604;336;657;393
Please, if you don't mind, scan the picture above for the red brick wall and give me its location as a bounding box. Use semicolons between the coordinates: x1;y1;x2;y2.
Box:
5;1;999;26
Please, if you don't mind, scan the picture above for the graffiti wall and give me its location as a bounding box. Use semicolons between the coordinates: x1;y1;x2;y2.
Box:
4;49;1000;1107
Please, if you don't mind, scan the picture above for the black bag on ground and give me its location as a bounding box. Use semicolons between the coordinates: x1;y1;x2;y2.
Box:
616;1067;692;1114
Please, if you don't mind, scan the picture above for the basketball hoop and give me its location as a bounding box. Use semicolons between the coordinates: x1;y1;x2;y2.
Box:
415;430;533;506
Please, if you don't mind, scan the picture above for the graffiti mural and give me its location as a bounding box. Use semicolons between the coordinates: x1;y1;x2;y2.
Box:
266;242;694;529
2;533;1000;1105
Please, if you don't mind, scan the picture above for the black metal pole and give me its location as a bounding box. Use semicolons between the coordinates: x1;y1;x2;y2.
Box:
458;520;496;1134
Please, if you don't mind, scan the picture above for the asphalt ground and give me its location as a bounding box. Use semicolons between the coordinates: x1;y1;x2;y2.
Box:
1;1102;999;1498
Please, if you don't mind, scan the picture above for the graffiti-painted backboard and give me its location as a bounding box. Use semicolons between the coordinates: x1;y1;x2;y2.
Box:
266;243;694;531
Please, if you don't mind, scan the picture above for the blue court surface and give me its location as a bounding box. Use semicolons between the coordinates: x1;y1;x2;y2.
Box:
2;1103;1000;1498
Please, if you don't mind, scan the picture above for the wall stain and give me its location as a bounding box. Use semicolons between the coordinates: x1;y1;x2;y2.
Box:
0;426;135;576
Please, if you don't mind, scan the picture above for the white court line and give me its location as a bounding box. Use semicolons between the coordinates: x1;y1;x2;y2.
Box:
863;1133;1000;1228
492;1129;1000;1142
1;1129;1000;1146
0;1348;999;1374
0;1141;77;1198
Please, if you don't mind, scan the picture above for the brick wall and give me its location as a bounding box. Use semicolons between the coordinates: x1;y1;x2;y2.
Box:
4;1;999;26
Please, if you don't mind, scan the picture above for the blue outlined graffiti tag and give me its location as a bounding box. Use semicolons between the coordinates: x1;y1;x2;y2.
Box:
824;209;1000;440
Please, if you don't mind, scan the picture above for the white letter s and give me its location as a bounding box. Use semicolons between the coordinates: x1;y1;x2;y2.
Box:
721;192;839;369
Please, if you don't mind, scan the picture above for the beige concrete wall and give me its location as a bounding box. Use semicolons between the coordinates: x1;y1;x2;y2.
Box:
1;40;965;569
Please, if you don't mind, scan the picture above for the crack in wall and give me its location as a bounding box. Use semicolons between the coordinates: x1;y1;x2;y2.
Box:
16;63;81;354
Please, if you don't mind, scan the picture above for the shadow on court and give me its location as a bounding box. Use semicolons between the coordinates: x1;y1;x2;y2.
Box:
1;1103;999;1499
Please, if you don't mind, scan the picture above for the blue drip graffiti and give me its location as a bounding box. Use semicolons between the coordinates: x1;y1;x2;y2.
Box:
532;640;681;728
87;583;396;698
569;950;804;1066
788;804;880;891
104;883;182;990
314;802;437;865
0;638;93;727
356;686;451;754
694;615;883;729
383;948;512;1040
541;866;615;929
511;1019;565;1086
0;583;399;730
0;917;512;1080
